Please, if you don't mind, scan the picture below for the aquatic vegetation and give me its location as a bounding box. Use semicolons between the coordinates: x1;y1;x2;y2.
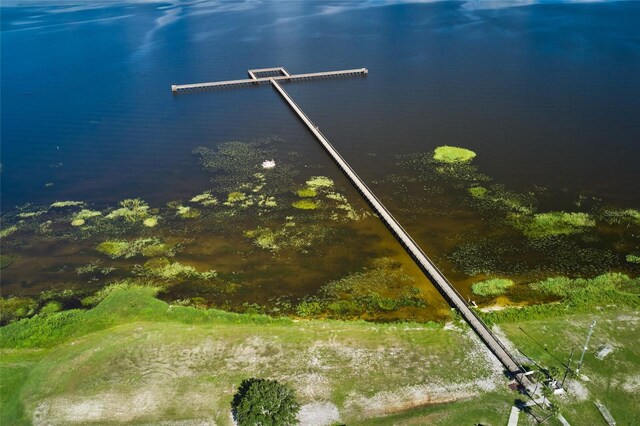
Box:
469;186;487;198
396;152;489;188
245;222;333;253
433;146;476;164
144;257;171;270
530;272;638;298
257;195;277;208
96;241;129;258
105;198;149;222
301;258;427;319
469;185;536;214
143;217;159;227
626;254;640;264
39;301;62;315
513;211;595;238
225;192;247;206
140;241;173;258
471;279;515;297
70;209;101;227
296;188;317;198
245;228;279;251
176;205;201;219
17;210;47;218
0;255;14;270
0;297;37;325
50;201;85;208
0;225;18;238
96;238;173;259
136;260;217;280
190;191;218;206
306;176;334;189
194;139;300;196
599;208;640;228
325;192;364;221
73;209;101;221
292;199;318;210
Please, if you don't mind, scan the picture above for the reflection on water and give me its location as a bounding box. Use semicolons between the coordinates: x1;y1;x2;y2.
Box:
1;0;639;322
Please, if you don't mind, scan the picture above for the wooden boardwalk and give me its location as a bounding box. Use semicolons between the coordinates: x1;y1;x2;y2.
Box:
172;67;367;92
270;78;531;388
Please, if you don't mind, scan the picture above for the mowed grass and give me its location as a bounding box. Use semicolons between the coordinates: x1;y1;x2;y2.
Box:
1;286;507;425
498;311;640;425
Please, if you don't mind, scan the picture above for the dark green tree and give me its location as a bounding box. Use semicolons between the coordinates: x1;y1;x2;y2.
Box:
231;378;300;426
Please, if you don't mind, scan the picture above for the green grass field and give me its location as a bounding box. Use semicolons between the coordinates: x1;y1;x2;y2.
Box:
1;286;638;425
1;286;508;425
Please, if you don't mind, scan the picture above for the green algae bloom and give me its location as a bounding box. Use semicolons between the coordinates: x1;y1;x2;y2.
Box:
471;278;514;297
514;211;596;238
292;199;319;210
70;219;85;227
306;176;334;189
433;146;476;164
469;186;488;198
296;188;317;198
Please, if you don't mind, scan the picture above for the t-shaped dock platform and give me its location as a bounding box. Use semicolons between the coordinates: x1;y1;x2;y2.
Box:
171;66;367;92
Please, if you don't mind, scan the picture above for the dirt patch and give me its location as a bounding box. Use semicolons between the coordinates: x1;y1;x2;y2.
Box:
297;402;340;426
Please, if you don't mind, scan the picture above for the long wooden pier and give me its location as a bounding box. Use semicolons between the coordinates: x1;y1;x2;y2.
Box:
172;67;367;93
269;78;531;387
170;67;532;389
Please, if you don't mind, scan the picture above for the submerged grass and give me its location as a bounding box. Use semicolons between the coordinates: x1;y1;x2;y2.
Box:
512;211;596;238
471;279;514;297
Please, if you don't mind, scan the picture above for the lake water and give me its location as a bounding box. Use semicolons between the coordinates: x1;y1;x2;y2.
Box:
2;0;639;321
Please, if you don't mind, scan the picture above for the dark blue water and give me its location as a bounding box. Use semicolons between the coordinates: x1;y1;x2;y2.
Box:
2;0;640;209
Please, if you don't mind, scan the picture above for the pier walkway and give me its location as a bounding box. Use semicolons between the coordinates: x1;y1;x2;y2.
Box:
270;78;531;388
171;67;532;389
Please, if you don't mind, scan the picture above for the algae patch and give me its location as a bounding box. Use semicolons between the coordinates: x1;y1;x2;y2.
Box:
433;146;476;164
513;212;595;238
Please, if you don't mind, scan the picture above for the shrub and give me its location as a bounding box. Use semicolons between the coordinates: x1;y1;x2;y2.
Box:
231;378;300;426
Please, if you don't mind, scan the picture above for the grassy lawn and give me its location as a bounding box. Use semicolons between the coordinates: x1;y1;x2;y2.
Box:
498;311;640;426
1;286;508;425
1;286;638;425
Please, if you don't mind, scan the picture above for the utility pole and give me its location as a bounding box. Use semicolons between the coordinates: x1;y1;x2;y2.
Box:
561;347;575;389
576;320;596;375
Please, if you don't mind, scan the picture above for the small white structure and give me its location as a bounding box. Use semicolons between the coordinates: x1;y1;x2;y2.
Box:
262;160;276;169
